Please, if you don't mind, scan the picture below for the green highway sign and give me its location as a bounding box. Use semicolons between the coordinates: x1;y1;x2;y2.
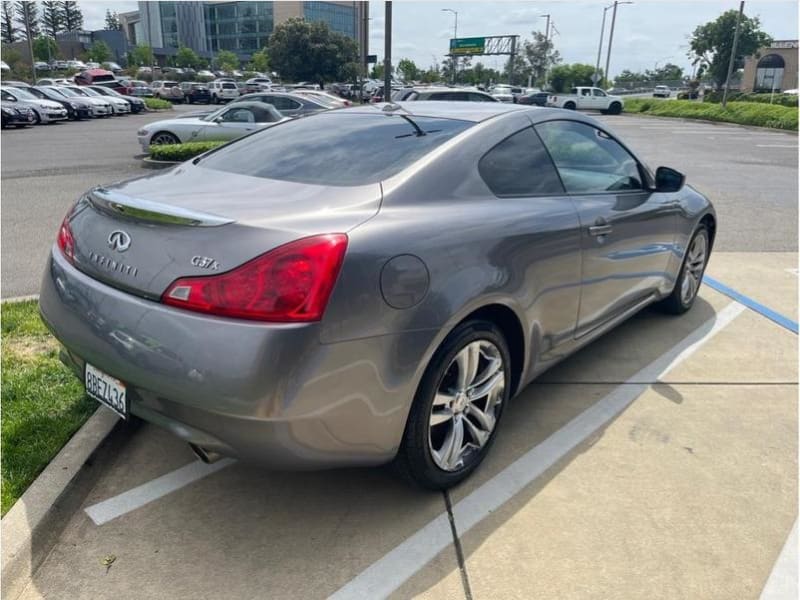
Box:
449;37;486;56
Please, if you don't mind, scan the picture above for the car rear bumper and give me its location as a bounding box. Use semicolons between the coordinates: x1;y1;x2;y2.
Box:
39;249;431;469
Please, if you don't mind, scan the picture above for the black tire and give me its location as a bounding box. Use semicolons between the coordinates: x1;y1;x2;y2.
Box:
564;101;576;110
657;224;710;315
31;109;41;124
394;319;512;490
608;101;622;115
188;97;193;104
149;131;180;146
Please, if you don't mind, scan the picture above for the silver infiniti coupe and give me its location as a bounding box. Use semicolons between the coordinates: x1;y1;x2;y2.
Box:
39;102;715;489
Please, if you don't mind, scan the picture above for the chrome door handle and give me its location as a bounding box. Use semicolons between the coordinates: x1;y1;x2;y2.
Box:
589;224;613;236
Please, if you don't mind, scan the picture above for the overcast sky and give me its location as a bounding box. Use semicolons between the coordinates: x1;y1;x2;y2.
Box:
84;0;798;76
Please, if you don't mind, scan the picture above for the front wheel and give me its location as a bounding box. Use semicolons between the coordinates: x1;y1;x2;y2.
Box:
607;102;622;114
149;131;180;146
564;101;576;110
657;224;710;314
31;109;41;124
395;320;511;489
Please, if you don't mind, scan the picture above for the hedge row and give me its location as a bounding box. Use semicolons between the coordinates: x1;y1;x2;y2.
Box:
144;98;173;110
702;91;798;107
149;141;227;161
624;99;798;131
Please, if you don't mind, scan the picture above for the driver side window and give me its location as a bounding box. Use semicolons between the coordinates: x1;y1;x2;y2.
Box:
535;120;643;193
221;108;255;123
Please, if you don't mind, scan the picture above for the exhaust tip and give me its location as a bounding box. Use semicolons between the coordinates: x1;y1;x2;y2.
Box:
189;443;223;464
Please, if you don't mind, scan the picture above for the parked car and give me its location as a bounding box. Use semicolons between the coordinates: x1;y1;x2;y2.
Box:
245;77;273;92
4;80;32;87
653;85;671;98
197;69;215;79
24;85;92;120
114;79;154;97
1;102;35;127
38;86;96;118
179;82;212;104
84;61;101;69
66;60;87;70
40;102;715;489
55;85;112;117
293;89;351;107
516;91;550;106
34;61;50;71
152;80;185;103
51;60;69;70
0;87;68;123
88;85;146;114
105;62;124;73
547;86;624;114
63;85;129;115
74;68;116;86
490;84;523;102
396;87;499;102
36;78;73;86
136;101;288;151
208;80;239;103
232;92;329;117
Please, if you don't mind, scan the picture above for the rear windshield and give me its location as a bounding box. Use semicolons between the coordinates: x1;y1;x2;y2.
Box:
222;83;236;89
200;112;473;186
163;82;178;88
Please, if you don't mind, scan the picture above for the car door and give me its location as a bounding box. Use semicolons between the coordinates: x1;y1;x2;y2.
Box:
592;88;608;110
477;125;583;361
198;106;258;141
576;88;593;110
535;119;678;337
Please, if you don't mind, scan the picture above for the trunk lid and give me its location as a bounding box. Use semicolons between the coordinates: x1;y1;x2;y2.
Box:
68;163;381;299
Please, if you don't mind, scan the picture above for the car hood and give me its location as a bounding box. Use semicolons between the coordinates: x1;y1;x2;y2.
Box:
145;117;208;130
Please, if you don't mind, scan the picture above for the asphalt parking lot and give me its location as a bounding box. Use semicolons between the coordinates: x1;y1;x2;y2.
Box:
2;106;798;599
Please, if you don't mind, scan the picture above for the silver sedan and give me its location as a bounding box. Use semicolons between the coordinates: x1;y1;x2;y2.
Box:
39;102;715;489
136;101;288;152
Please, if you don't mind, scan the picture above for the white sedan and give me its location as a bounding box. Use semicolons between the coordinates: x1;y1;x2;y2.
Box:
137;101;288;153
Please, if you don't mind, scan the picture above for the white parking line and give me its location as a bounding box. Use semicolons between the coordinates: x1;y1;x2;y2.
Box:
760;519;798;600
329;302;746;599
84;458;236;525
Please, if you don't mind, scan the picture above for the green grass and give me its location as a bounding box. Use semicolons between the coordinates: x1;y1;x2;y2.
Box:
624;98;798;131
701;91;798;107
1;301;95;516
144;97;173;110
149;140;227;161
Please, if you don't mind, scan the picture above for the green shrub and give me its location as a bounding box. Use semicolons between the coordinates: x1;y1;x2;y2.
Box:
149;141;227;161
702;91;798;107
623;98;797;130
144;97;172;110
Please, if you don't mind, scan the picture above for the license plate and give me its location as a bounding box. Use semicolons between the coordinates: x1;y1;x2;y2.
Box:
85;363;127;419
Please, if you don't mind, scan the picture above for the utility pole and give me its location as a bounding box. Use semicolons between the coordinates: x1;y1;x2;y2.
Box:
442;9;458;84
603;2;618;88
23;2;36;82
722;0;744;108
594;5;611;85
383;1;392;102
542;14;550;87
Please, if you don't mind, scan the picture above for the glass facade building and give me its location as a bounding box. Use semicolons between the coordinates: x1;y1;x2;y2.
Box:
303;2;356;38
205;2;274;52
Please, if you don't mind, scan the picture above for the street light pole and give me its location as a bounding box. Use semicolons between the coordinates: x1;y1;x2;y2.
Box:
442;9;458;84
722;0;745;108
603;1;633;88
541;14;550;87
594;5;611;86
384;1;392;103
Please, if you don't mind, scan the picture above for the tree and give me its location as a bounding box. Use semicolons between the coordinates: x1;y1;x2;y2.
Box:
370;62;384;79
689;10;771;90
87;40;110;63
104;9;121;31
504;53;530;86
1;1;17;44
33;35;59;61
649;62;683;82
128;43;153;67
268;18;358;86
523;31;561;86
40;1;63;38
549;63;597;92
60;1;83;32
175;45;200;68
397;58;418;82
248;47;269;73
215;49;238;73
14;1;39;40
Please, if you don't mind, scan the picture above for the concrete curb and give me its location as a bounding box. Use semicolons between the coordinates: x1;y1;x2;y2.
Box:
1;294;39;304
140;156;180;169
1;408;121;600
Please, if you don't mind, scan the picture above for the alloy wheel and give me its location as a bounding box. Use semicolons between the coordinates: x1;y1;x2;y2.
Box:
150;132;178;145
681;232;707;304
428;340;505;472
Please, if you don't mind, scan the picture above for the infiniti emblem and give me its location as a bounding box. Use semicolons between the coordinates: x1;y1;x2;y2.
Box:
108;230;131;252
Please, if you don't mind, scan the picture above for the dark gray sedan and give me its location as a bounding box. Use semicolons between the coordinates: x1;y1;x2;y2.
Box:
39;102;715;489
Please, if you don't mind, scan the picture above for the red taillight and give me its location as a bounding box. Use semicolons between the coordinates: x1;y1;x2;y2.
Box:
56;214;76;264
162;234;348;322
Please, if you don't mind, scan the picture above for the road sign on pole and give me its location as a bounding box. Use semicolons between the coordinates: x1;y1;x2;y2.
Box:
449;37;487;56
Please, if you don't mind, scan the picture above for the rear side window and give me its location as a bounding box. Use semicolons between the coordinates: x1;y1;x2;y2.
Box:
479;127;564;197
200;113;473;186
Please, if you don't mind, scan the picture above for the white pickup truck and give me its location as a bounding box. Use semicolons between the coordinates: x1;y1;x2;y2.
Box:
546;86;624;114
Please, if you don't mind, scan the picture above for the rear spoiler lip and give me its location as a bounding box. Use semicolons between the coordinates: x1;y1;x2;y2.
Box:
87;187;234;227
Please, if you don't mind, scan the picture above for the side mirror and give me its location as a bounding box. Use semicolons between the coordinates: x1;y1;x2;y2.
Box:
654;166;685;193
